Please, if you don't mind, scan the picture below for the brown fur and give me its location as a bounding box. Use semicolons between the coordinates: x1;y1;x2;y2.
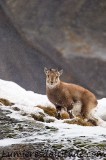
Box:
60;109;70;119
44;68;98;122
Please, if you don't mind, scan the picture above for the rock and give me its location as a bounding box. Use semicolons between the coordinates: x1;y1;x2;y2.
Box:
20;111;28;116
44;116;56;123
31;113;45;122
45;126;58;131
1;140;106;160
12;106;20;111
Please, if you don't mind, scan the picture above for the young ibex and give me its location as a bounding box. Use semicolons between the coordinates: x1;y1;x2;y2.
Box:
44;68;106;127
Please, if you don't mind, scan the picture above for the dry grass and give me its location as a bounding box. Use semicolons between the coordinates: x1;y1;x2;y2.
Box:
64;117;94;126
36;105;57;117
0;98;14;106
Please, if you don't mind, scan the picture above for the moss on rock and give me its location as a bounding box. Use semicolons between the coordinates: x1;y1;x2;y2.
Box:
31;112;45;122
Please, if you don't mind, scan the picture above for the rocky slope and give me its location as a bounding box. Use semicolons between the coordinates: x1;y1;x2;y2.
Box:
0;79;106;160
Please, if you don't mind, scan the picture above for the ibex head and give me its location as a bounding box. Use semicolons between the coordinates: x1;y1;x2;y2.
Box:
44;68;63;87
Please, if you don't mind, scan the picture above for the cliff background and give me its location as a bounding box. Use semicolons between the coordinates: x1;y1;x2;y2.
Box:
0;0;106;98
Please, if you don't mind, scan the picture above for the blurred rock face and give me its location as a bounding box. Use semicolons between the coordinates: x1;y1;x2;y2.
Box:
0;0;106;97
2;0;106;56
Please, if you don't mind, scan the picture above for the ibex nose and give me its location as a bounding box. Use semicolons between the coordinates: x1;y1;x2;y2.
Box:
51;81;53;85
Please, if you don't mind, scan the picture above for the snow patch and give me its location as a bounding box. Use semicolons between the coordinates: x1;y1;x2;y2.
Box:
0;79;106;147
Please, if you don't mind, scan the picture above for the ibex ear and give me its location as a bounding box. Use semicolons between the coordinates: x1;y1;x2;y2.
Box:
44;67;48;74
59;69;63;76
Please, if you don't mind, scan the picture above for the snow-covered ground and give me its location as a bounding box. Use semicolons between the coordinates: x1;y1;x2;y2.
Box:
0;79;106;147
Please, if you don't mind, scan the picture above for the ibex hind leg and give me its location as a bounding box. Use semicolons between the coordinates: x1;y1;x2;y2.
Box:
81;98;97;120
82;105;106;127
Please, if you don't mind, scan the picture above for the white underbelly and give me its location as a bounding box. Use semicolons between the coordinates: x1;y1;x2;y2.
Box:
72;101;82;117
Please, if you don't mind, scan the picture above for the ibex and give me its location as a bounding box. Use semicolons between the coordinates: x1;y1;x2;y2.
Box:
44;68;106;127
